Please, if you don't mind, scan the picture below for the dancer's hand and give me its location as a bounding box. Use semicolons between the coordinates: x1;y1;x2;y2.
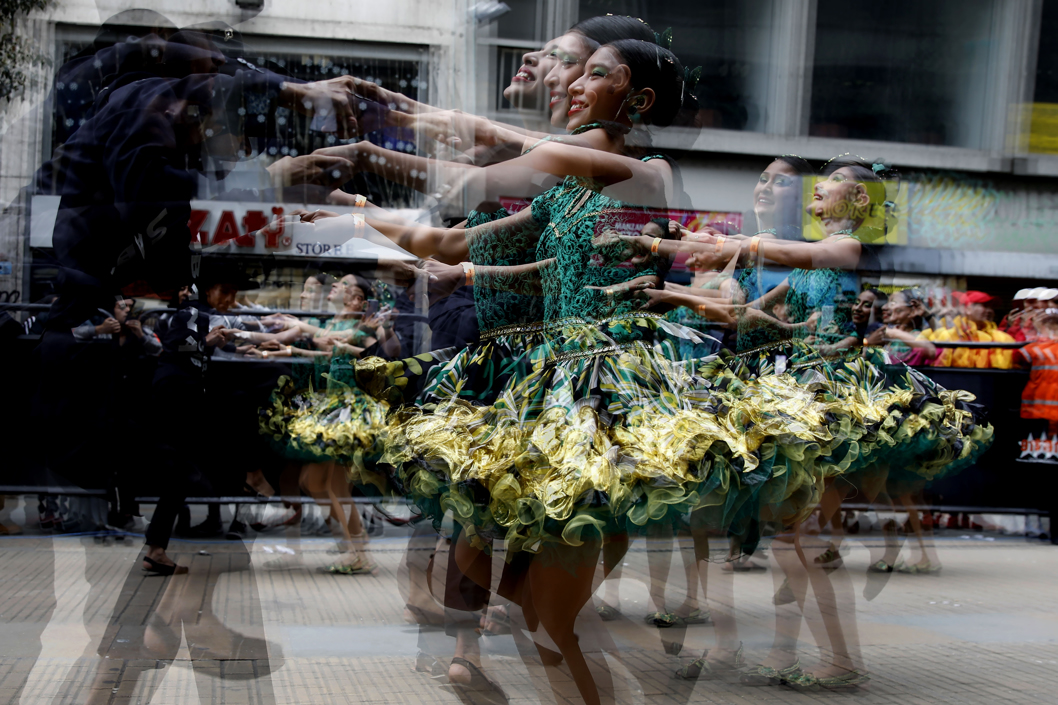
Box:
377;259;425;289
289;208;341;223
673;221;728;244
391;109;487;150
420;259;462;305
282;76;362;138
267;154;356;188
584;275;661;311
685;247;733;271
591;231;653;264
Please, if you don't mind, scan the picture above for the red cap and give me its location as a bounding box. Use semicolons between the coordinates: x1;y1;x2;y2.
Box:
959;290;1001;306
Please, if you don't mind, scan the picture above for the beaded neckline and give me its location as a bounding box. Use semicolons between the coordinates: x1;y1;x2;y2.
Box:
570;122;604;135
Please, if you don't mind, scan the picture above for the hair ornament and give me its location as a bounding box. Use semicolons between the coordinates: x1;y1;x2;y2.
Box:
883;200;895;208
872;161;887;174
684;65;702;91
654;27;673;49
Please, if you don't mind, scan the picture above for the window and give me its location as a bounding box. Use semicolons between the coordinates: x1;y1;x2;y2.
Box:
1029;0;1058;154
50;28;425;158
578;0;777;132
810;0;997;148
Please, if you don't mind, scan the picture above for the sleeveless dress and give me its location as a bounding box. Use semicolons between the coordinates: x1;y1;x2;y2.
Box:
730;239;992;513
359;165;860;556
260;316;389;478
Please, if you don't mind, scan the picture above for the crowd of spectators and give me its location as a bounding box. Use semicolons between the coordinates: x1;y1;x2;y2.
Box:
845;285;1058;370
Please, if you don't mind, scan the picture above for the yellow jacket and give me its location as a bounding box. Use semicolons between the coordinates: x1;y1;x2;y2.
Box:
926;317;1014;369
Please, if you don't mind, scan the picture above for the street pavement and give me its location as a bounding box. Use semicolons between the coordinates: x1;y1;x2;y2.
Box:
1;496;1056;705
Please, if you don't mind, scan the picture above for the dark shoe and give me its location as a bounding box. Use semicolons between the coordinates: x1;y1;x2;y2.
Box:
185;518;223;538
225;519;248;541
142;556;188;576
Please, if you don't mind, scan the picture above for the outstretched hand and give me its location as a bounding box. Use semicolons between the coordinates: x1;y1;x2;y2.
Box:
391;109;486;151
267;154;357;189
584;275;662;310
284;76;362;138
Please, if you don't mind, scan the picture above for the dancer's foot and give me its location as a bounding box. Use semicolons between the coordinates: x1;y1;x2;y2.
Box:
812;542;844;572
481;604;511;635
448;657;508;702
786;663;869;691
413;651;447;678
741;659;802;687
142;547;187;575
678;606;711;625
864;559;895;601
674;644;744;680
895;558;941;574
644;611;682;628
773;577;796;605
322;553;376;575
405;603;445;626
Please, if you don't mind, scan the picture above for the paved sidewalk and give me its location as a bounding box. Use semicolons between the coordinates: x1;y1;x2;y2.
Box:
1;512;1056;704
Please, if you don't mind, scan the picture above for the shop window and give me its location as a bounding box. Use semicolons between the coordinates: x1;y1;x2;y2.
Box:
810;0;997;148
578;0;776;131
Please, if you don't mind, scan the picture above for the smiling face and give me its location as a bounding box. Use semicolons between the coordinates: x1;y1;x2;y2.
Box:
754;160;803;231
565;46;639;131
851;290;877;326
883;291;915;328
807;167;869;230
300;275;322;310
502;44;560;111
542;33;596;127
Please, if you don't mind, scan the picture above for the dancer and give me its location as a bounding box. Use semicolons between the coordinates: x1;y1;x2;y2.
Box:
357;40;854;705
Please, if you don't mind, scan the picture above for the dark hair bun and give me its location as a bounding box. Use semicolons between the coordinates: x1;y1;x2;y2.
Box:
570;15;655;47
607;39;693;128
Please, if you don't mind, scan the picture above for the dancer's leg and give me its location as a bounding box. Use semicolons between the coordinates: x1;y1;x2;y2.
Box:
757;534;806;670
526;541;609;705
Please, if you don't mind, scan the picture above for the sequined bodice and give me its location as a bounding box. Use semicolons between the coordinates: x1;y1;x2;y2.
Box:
532;159;667;328
465;208;546;332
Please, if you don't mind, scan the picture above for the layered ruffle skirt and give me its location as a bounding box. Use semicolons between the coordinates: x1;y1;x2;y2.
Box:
353;313;991;557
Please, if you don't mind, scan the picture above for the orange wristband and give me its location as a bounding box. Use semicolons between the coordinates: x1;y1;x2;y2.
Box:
750;235;761;256
460;261;475;286
714;235;726;254
650;237;662;254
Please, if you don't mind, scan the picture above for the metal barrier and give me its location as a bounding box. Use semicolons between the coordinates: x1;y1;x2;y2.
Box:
139;306;430;324
930;340;1027;349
